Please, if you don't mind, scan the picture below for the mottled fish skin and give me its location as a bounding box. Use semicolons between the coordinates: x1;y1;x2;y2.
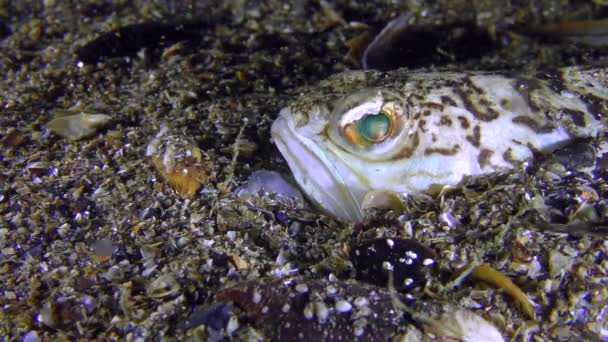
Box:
271;67;608;222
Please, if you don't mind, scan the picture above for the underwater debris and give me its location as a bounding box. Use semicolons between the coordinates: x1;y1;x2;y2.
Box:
398;303;506;342
38;295;97;330
47;112;111;141
146;273;181;299
215;277;413;340
215;277;505;341
75;22;209;64
471;263;537;320
1;128;27;147
182;303;234;331
146;126;208;198
349;238;436;290
362;14;498;71
519;208;608;236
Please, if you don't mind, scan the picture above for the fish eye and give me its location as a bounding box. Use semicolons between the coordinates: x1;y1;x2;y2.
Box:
357;112;392;142
342;105;398;147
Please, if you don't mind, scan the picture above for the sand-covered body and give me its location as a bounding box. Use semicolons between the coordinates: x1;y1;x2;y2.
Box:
272;67;608;222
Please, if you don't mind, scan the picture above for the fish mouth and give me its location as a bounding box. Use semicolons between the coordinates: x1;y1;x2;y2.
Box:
271;109;364;223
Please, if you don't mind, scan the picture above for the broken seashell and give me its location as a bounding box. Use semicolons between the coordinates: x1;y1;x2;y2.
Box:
146;126;208;198
47;112;111;141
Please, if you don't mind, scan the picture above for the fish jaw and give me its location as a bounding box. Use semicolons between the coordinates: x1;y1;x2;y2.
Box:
271;107;366;223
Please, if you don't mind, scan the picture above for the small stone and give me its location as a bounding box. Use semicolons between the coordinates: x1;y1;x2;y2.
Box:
22;331;40;342
353;297;369;308
335;299;352;313
295;283;309;293
252;290;262;304
303;302;314;320
226;315;239;334
314;302;329;324
228;254;249;271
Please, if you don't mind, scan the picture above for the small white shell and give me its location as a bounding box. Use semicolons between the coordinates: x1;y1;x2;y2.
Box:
47;113;111;140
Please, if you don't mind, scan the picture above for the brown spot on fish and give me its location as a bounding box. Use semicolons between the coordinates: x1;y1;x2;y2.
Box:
502;148;518;166
422;102;445;111
423;110;432;117
441;95;457;107
454;87;499;122
439;115;453;126
512;116;556;133
418;119;427;132
424;144;461;156
463;76;484;94
562;108;586;127
457;115;470;129
478;149;494;169
466;125;481;147
479;98;493;107
409;93;424;102
432;134;437;142
499;98;511;110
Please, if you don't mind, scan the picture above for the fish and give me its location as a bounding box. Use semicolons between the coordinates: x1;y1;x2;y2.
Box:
271;66;608;222
361;14;497;71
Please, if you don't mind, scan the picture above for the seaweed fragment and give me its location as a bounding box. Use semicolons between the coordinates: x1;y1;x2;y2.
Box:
471;263;537;320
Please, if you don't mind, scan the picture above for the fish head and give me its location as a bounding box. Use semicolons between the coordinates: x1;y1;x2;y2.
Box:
271;86;418;223
271;66;607;223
